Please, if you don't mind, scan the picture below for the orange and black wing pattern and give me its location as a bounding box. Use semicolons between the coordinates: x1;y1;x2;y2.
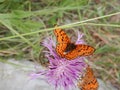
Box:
77;66;99;90
54;27;70;57
65;44;95;60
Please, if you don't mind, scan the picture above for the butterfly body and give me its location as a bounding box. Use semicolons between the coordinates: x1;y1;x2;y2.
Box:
64;43;76;53
54;27;95;60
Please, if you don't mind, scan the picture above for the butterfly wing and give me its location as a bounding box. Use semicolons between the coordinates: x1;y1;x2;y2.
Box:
55;43;68;57
54;27;70;44
77;66;99;90
65;44;95;60
54;27;71;57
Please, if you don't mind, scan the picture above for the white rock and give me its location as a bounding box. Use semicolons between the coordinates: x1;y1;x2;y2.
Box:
0;59;118;90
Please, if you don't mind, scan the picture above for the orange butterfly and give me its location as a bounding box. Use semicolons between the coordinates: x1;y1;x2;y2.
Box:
77;66;99;90
54;26;95;60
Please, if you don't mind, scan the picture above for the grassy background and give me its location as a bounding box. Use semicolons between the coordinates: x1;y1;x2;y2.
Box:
0;0;120;89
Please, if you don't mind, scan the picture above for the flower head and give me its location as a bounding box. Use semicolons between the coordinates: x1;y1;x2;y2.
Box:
30;31;87;90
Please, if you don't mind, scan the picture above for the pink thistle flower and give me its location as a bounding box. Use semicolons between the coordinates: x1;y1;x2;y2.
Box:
30;31;87;90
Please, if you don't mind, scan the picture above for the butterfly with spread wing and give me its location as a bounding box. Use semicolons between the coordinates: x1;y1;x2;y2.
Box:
77;66;99;90
54;26;95;60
